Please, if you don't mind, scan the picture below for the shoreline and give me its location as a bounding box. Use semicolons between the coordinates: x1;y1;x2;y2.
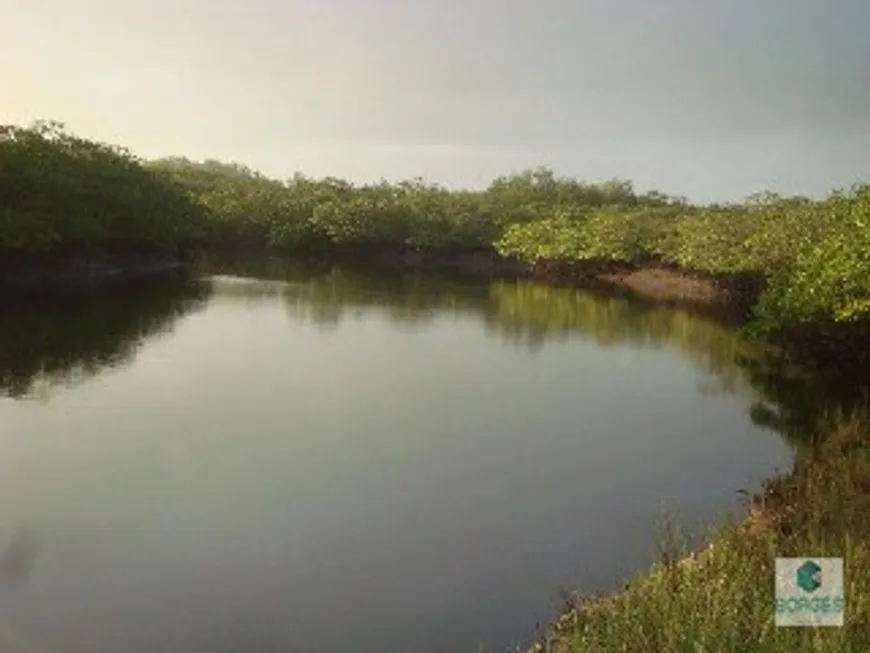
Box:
4;243;866;374
0;244;761;315
201;243;760;315
203;245;869;375
527;413;870;652
0;251;185;294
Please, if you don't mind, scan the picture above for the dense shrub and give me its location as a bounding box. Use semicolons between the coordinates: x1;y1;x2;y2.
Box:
0;122;205;253
752;187;870;328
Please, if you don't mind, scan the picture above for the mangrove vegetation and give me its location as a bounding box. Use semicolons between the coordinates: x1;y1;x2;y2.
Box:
4;120;869;342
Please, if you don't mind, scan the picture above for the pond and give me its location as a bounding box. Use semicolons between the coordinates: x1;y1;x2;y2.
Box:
0;260;800;652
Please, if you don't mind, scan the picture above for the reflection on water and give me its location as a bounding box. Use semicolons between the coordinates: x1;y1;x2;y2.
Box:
0;274;211;398
202;258;860;445
0;259;861;652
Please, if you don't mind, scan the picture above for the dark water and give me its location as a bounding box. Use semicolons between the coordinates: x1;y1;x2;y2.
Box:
0;260;818;652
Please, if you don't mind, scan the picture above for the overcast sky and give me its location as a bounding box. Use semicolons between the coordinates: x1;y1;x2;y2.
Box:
3;0;869;201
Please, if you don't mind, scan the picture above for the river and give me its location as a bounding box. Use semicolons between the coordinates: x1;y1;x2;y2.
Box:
0;259;800;652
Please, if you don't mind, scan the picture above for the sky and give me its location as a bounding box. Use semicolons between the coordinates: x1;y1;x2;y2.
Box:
3;0;869;202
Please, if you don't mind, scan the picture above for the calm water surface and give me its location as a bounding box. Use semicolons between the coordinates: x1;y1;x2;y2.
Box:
0;262;798;652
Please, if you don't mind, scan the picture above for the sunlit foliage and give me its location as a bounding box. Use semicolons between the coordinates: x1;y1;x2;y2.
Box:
498;186;870;331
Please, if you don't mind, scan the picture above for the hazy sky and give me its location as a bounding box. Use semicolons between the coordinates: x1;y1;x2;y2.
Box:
3;0;869;201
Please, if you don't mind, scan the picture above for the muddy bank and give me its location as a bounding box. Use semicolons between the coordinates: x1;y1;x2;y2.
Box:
526;257;765;320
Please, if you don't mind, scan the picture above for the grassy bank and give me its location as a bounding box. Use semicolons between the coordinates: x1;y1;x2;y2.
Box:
529;413;870;652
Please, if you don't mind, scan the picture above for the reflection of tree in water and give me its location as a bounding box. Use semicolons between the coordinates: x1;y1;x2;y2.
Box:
275;267;488;331
0;274;211;398
483;282;868;442
738;353;870;446
482;321;556;353
484;281;758;395
209;276;286;300
202;259;868;446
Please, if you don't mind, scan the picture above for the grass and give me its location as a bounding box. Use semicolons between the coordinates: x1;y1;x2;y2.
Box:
530;412;870;653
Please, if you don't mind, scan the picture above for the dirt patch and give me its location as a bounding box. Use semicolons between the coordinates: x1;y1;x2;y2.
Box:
527;258;763;320
600;268;727;306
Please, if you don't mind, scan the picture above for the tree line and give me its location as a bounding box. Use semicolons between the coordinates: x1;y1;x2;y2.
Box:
1;120;868;332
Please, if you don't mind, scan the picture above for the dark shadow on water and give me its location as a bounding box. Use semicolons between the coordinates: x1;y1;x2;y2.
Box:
0;271;212;398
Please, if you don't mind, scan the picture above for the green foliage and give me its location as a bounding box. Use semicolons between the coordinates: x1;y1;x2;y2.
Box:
499;184;870;331
578;207;679;262
0;122;205;254
752;187;870;329
495;210;590;262
669;205;756;272
310;184;412;247
2;119;868;333
738;195;827;275
497;206;685;264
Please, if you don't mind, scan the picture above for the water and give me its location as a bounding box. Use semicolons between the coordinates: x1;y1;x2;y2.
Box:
0;261;799;652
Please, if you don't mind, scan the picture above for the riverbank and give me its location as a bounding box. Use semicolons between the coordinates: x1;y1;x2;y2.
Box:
202;244;870;372
7;242;863;372
528;413;870;653
0;242;748;312
527;257;762;320
201;244;756;312
340;247;760;316
0;249;186;294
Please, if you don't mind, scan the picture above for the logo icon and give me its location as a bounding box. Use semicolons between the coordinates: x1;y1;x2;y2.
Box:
796;560;822;593
775;557;844;627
